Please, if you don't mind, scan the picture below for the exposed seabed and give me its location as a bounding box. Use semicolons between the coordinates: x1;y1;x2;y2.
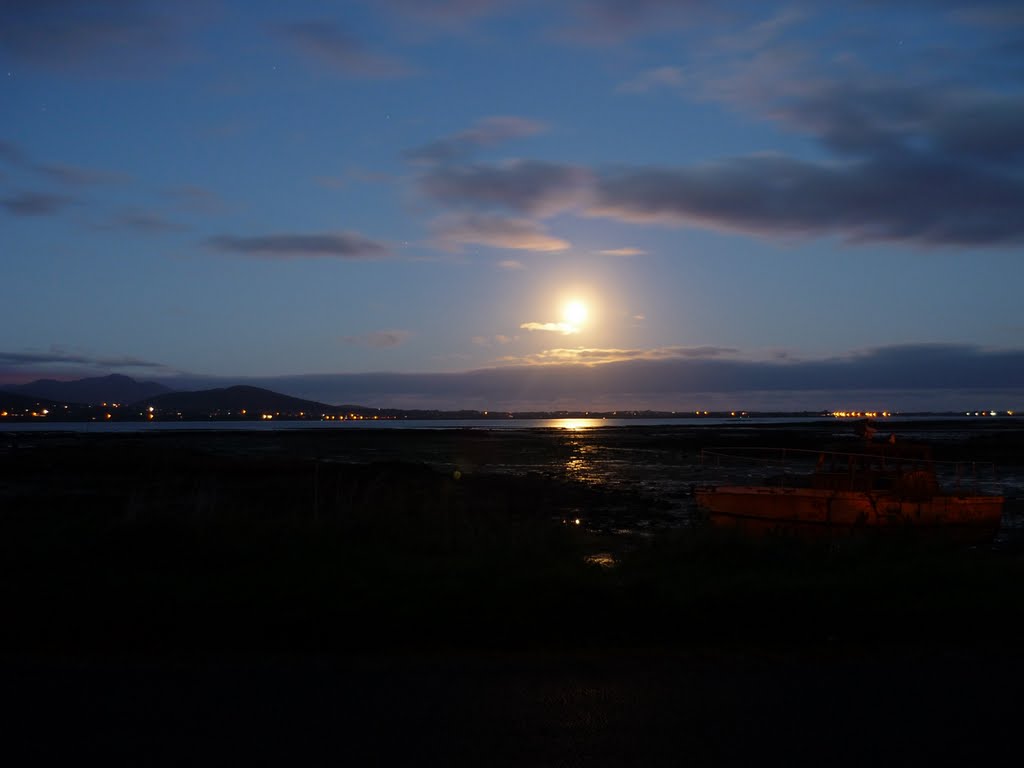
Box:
3;421;1023;764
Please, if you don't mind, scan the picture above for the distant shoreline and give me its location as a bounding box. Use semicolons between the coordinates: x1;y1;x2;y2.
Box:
3;413;1023;433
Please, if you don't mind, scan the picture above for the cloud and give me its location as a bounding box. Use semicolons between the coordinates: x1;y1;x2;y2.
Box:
417;132;1024;249
473;334;516;347
559;0;723;43
709;6;805;52
0;348;168;371
755;81;1024;163
497;259;526;270
167;184;228;215
381;0;521;25
0;0;187;75
109;210;183;233
503;345;738;364
0;139;126;185
277;20;410;78
0;140;29;167
616;65;685;93
135;343;1024;412
519;322;579;335
206;232;389;259
433;213;570;252
342;330;411;348
617;12;1024;247
393;5;1021;249
1;192;75;216
35;163;126;186
953;5;1024;27
410;84;1021;248
597;247;646;256
406;116;547;164
418;160;591;216
589;153;1024;245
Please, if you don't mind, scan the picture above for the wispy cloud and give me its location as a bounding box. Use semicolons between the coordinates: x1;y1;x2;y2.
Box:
381;0;522;26
0;0;188;76
108;209;183;233
0;138;126;185
597;247;646;256
472;334;516;346
519;322;579;335
406;116;547;164
314;169;394;190
207;232;389;259
502;345;738;364
558;0;723;44
342;330;411;348
1;192;76;216
433;213;570;252
36;163;126;186
0;347;168;371
709;7;805;52
276;20;410;78
166;184;228;215
616;65;685;93
0;140;29;167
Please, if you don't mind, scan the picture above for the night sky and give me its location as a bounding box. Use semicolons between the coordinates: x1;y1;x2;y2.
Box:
3;1;1023;411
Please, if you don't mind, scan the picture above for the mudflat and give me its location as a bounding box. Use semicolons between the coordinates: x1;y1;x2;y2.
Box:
3;421;1023;764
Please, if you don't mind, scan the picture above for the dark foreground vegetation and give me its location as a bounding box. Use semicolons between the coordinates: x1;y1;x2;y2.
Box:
3;426;1024;764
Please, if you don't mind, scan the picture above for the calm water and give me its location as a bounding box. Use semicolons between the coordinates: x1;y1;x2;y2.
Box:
2;414;1015;433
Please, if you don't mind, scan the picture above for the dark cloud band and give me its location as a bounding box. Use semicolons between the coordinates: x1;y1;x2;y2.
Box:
206;232;389;259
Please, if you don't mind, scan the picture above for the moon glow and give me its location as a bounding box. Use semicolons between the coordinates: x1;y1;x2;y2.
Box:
563;300;588;327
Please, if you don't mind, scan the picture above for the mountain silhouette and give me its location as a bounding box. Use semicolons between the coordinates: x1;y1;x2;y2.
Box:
7;374;173;405
143;385;331;414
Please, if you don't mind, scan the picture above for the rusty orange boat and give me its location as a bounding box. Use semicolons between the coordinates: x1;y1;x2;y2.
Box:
694;444;1004;537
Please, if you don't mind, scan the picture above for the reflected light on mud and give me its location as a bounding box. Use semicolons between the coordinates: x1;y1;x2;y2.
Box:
548;418;604;431
584;553;616;568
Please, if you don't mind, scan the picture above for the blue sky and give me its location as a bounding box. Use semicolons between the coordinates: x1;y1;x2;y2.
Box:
2;0;1023;410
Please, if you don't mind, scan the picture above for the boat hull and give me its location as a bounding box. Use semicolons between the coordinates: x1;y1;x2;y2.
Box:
695;486;1004;535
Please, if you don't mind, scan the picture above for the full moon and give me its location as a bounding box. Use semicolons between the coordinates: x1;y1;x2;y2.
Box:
563;300;588;327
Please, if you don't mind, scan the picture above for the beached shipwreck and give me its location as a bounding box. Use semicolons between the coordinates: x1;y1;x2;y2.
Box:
694;442;1004;536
